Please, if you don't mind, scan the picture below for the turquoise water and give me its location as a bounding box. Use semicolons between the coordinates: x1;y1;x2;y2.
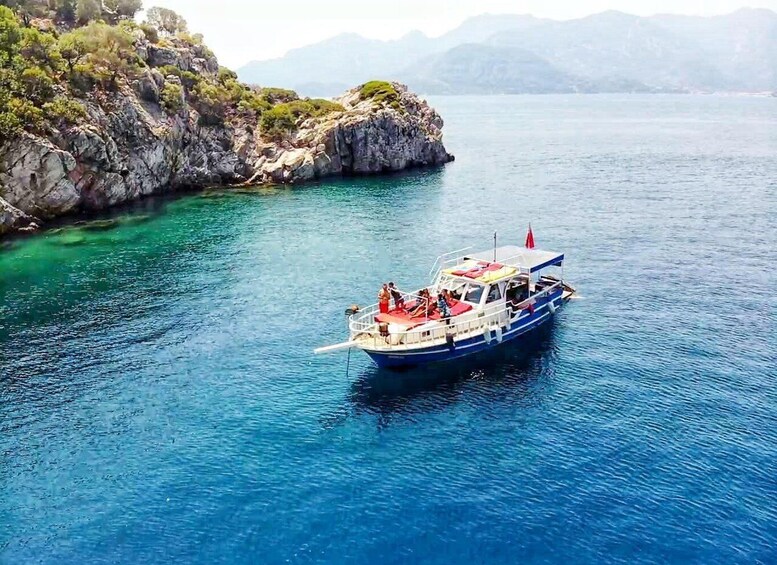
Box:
1;94;776;563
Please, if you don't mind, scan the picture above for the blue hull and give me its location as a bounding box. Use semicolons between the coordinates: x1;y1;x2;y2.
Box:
365;290;564;368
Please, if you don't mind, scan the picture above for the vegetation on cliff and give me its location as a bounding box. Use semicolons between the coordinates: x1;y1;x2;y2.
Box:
0;0;344;141
260;97;344;139
0;2;452;237
357;80;402;110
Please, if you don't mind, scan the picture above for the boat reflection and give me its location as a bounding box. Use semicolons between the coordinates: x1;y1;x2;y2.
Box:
347;323;560;423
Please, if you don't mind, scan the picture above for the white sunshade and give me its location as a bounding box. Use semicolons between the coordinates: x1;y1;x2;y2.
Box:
465;245;564;273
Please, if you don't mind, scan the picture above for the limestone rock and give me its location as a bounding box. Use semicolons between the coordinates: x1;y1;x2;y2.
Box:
0;135;80;219
251;82;453;183
135;69;161;103
147;44;182;69
0;72;451;236
0;196;38;235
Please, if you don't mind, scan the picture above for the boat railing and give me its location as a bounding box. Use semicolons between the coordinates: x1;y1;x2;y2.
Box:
350;281;562;349
428;246;473;283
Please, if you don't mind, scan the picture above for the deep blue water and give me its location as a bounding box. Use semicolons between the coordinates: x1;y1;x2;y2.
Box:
1;94;776;564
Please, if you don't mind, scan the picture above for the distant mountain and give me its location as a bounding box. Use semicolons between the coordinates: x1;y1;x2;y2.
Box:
237;9;777;96
487;11;728;92
237;32;437;96
398;44;580;94
432;14;545;49
649;8;777;91
397;43;649;94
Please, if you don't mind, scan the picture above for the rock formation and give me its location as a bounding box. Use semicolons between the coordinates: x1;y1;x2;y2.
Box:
0;33;453;236
250;84;452;184
0;67;453;234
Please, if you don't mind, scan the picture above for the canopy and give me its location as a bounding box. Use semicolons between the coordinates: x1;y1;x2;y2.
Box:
465;245;564;274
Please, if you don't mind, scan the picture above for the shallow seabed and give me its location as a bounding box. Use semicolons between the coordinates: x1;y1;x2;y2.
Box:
1;94;776;564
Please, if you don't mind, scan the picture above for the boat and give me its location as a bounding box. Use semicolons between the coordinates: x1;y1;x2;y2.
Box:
314;238;575;368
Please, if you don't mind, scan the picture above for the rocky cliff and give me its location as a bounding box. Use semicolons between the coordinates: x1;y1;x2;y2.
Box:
0;31;452;236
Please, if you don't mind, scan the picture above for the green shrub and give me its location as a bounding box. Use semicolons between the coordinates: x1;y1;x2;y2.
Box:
0;8;57;139
145;6;187;36
358;80;401;110
260;104;295;139
282;98;344;121
59;22;140;90
20;66;54;103
236;88;270;118
217;66;237;85
20;27;62;73
68;61;97;91
260;97;343;138
43;96;88;126
58;32;89;73
158;66;198;89
0;109;22;140
176;31;205;46
158;64;180;77
160;81;183;113
303;98;344;115
0;7;23;67
76;0;102;25
7;97;44;131
139;23;159;43
0;4;317;141
109;1;143;24
259;87;298;105
192;81;229;125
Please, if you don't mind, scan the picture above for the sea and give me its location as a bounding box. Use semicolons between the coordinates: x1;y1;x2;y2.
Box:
1;94;775;564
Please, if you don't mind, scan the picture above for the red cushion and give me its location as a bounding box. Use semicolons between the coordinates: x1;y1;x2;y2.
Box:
450;301;473;316
375;312;429;328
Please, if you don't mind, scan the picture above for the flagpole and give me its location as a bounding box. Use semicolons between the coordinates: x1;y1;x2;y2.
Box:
493;231;497;262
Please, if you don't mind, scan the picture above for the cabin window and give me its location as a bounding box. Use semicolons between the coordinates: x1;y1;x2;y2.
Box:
464;284;484;304
486;284;502;304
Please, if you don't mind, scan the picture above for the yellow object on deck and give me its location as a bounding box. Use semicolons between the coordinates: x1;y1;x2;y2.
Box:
442;260;478;275
477;266;517;282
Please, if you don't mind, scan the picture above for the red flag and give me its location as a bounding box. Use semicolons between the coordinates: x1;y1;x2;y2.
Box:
525;225;535;249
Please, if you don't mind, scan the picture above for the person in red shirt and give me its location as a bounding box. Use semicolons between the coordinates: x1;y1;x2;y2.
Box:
378;283;390;314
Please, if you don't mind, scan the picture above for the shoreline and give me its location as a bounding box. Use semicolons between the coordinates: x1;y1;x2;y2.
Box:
0;164;452;247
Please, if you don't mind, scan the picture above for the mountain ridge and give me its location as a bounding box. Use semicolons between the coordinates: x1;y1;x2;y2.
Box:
238;9;777;96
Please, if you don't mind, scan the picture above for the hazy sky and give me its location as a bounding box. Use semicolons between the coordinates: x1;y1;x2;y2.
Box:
144;0;777;68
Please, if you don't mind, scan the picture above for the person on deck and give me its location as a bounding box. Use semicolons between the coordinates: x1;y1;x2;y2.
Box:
388;282;404;310
378;283;390;314
437;290;451;322
409;289;430;318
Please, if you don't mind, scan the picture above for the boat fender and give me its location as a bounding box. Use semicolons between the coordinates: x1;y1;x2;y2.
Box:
483;326;492;344
548;300;557;315
495;325;503;343
445;332;456;350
